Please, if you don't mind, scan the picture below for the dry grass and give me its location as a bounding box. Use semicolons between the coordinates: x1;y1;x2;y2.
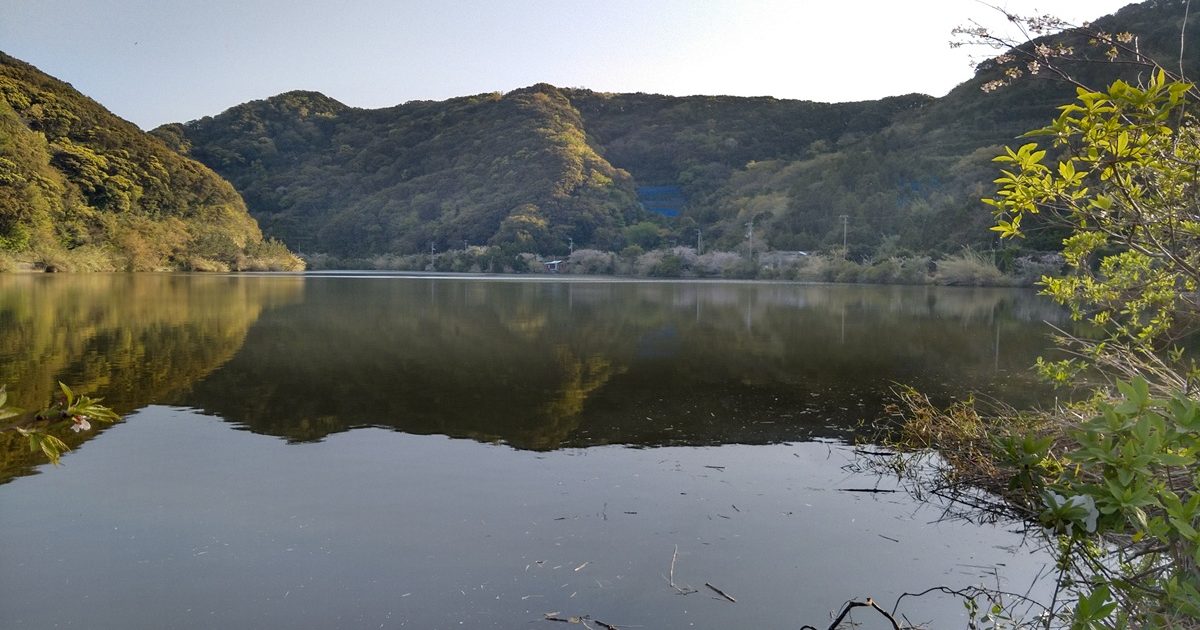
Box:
934;248;1009;286
869;386;1073;524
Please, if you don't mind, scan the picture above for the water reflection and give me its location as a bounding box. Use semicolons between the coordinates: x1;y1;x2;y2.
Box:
0;275;1072;475
0;274;303;482
182;279;1067;449
0;275;1073;627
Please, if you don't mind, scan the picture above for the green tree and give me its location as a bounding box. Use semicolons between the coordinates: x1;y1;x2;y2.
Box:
970;24;1200;626
986;68;1199;391
874;7;1200;627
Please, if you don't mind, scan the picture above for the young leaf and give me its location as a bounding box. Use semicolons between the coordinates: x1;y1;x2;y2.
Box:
59;382;75;406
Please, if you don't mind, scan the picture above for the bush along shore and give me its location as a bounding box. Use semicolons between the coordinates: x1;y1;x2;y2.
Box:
302;244;1062;287
855;32;1200;629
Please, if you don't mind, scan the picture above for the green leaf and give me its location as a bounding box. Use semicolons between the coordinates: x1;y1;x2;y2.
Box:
1171;517;1198;540
59;382;74;406
39;434;69;465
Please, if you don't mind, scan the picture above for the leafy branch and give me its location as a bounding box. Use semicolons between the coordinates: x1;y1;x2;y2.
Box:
0;382;120;465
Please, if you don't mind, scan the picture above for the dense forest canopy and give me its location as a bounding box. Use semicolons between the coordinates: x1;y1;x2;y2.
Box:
0;52;302;271
158;0;1197;260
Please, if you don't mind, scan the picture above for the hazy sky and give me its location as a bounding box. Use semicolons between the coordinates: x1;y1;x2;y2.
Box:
2;0;1133;130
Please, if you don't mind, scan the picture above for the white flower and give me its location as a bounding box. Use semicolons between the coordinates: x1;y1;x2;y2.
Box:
70;415;91;433
1065;494;1099;533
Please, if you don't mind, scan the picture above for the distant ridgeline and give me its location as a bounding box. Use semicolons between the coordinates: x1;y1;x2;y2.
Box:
0;53;302;271
153;0;1195;260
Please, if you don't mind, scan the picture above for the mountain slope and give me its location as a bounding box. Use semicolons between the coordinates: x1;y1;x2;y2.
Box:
158;85;646;256
0;52;302;271
162;0;1196;259
697;0;1199;254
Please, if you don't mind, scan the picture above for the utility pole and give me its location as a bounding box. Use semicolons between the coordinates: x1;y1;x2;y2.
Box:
839;214;849;259
430;241;435;255
696;228;702;254
568;237;574;256
746;218;754;260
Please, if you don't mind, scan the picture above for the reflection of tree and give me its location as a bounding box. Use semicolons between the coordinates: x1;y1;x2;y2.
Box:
0;274;303;483
530;347;624;450
185;279;1074;450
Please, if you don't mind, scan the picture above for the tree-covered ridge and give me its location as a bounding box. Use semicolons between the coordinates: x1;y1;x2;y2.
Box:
701;0;1199;255
161;0;1196;260
160;84;644;256
0;52;302;271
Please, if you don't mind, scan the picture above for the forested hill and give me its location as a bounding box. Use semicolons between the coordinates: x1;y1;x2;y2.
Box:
160;0;1195;259
159;87;925;257
0;53;302;271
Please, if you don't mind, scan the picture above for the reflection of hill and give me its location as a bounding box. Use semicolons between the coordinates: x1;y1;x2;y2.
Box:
186;279;1069;450
0;274;303;482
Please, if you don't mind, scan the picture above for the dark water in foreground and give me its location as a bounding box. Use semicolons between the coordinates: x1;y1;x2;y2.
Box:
0;273;1068;628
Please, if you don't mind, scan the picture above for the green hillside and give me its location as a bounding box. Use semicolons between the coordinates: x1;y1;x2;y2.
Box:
158;85;647;256
706;0;1200;256
0;52;302;271
159;0;1195;261
160;85;929;258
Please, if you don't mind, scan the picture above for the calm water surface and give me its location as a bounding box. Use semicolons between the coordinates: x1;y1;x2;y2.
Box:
0;273;1069;628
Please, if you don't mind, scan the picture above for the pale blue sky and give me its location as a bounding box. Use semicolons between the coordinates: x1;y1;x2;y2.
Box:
2;0;1132;129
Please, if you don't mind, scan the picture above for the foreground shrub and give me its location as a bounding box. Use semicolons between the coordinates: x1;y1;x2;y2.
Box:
881;379;1200;627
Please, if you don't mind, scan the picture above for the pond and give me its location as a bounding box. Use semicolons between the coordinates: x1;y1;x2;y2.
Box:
0;273;1068;628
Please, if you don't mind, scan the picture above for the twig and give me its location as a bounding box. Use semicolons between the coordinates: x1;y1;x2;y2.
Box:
837;488;899;493
667;545;697;595
705;582;737;603
827;598;900;630
543;613;619;629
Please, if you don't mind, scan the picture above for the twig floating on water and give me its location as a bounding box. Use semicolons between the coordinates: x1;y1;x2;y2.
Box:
703;465;725;471
705;582;737;603
837;488;899;493
543;613;620;629
667;545;698;595
878;534;900;543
